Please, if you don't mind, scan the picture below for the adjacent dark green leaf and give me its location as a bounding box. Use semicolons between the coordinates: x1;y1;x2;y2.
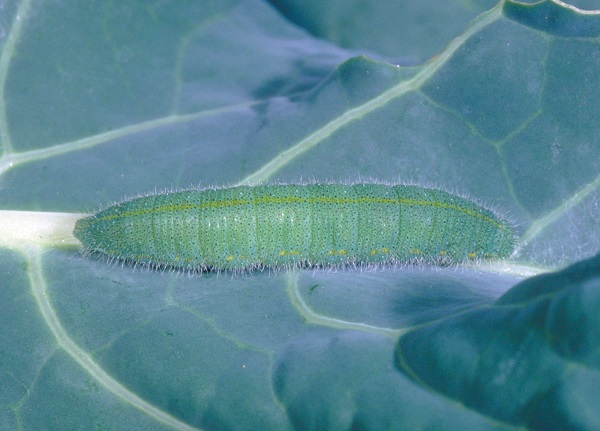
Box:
396;252;600;430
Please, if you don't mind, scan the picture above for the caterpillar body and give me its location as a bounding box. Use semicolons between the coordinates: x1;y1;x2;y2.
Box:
74;183;515;272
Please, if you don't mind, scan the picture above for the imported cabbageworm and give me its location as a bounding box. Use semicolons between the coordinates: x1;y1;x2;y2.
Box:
74;183;515;271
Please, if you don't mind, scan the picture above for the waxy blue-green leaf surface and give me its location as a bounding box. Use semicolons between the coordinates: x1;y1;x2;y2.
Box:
268;0;499;63
0;0;599;429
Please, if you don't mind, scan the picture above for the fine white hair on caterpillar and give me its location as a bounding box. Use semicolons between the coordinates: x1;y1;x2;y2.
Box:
74;183;515;272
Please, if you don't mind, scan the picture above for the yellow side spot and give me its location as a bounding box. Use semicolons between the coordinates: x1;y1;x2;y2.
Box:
469;252;477;259
281;250;300;257
329;250;347;256
440;250;447;255
409;249;422;255
226;255;234;261
371;248;390;255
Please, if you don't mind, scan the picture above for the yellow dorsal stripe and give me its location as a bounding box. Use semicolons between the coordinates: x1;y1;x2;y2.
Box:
93;194;507;230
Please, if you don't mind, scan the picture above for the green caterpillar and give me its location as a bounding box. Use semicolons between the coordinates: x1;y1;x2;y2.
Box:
74;183;515;271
